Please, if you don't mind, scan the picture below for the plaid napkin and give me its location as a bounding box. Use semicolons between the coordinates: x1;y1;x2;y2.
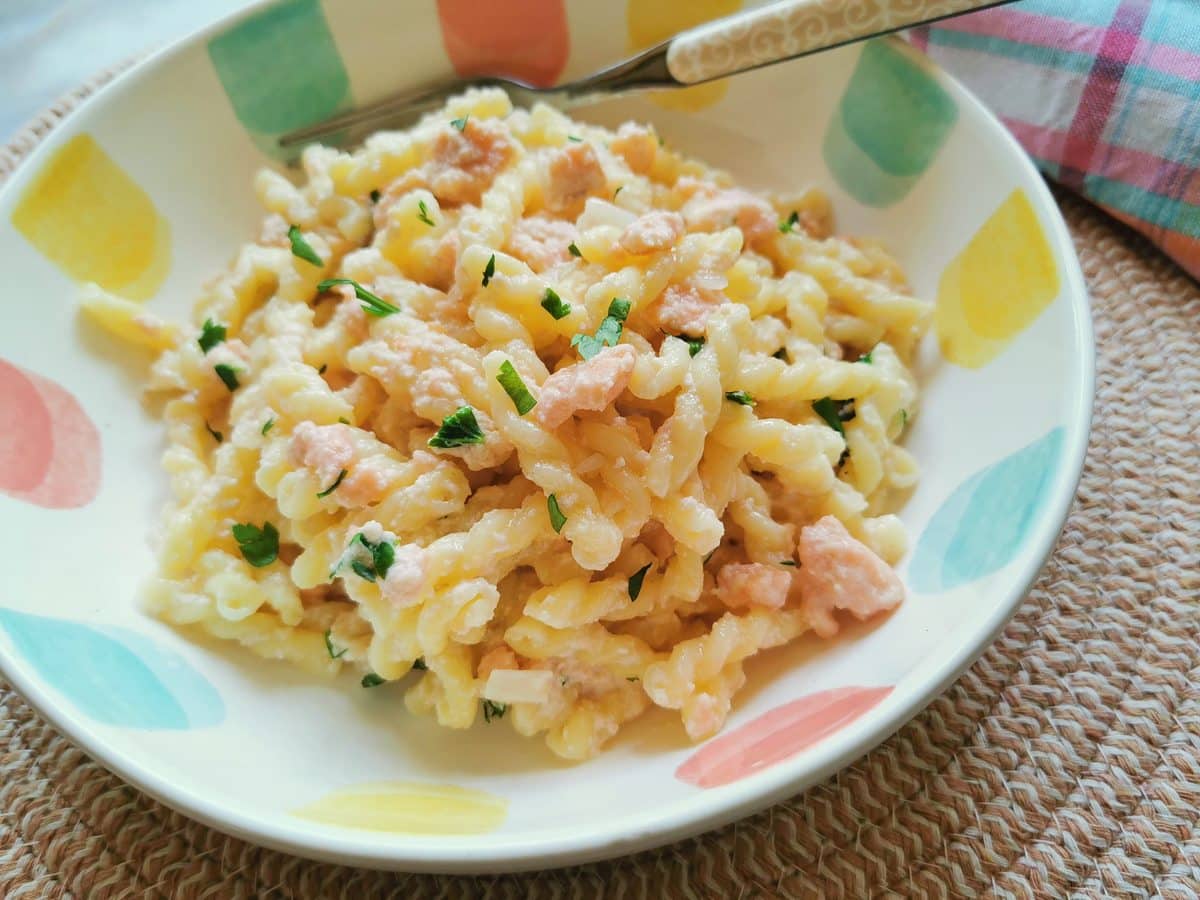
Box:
909;0;1200;281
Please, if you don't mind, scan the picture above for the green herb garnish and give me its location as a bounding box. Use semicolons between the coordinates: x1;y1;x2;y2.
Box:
679;335;704;357
567;135;582;142
496;360;536;416
541;288;571;320
481;253;496;287
703;549;716;565
198;318;226;354
547;494;566;533
428;406;485;448
324;629;347;659
571;297;630;360
628;563;652;601
204;421;223;444
858;348;874;364
417;200;435;227
361;673;386;688
317;363;327;375
287;224;323;267
613;186;623;200
214;363;240;392
316;468;347;498
778;210;801;234
450;115;469;132
812;397;855;436
412;657;427;671
232;522;279;568
773;348;789;362
341;531;396;582
567;242;582;258
261;417;275;436
725;390;755;406
369;189;381;203
482;699;507;722
780;560;797;567
317;278;400;317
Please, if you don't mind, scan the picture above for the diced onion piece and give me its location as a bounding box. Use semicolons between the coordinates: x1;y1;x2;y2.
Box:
576;197;636;232
483;668;557;704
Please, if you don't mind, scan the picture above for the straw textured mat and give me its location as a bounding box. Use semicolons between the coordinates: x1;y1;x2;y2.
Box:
2;73;1198;900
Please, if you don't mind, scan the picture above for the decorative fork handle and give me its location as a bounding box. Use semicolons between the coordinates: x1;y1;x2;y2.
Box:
667;0;1006;84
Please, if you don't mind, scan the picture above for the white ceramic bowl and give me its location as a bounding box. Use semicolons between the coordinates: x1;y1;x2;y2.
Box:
0;0;1092;873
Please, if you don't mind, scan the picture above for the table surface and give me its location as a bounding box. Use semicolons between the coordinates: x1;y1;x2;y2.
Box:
0;0;248;143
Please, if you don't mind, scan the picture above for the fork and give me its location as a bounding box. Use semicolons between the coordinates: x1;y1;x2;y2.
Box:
278;0;1011;151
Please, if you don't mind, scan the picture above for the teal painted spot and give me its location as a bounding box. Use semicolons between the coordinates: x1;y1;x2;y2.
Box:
909;429;1064;593
824;41;958;206
0;609;224;729
208;0;351;159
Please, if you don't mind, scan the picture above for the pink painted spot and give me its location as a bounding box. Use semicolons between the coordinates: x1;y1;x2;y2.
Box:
437;0;569;87
675;685;893;789
0;359;101;508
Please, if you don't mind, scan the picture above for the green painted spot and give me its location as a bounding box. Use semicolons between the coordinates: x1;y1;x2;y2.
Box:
208;0;350;158
824;41;957;206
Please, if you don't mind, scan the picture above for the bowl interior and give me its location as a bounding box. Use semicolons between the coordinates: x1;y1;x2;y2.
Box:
0;0;1091;872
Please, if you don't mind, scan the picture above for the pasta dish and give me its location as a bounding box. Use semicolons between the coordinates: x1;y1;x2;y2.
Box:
83;88;929;759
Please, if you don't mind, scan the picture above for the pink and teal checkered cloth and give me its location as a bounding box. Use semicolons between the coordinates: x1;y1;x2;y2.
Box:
910;0;1200;280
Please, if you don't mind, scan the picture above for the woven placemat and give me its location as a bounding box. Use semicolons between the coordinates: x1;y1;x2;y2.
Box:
2;73;1198;900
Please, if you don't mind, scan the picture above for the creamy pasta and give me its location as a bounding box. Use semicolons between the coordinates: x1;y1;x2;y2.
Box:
84;88;930;759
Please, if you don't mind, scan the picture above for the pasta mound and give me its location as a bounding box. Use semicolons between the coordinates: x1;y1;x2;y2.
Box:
85;88;931;760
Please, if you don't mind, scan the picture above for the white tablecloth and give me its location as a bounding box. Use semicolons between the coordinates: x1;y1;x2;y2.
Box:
0;0;249;142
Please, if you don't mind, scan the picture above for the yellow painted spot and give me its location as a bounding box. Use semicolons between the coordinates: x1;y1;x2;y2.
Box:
626;0;742;112
935;189;1059;368
12;134;171;300
292;781;508;835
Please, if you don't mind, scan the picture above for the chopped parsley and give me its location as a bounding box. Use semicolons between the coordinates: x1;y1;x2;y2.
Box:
232;522;279;568
338;416;350;424
214;363;240;392
725;390;755;406
496;360;536;416
361;673;386;688
703;549;716;565
780;560;797;567
858;348;874;364
324;629;347;659
428;406;485;448
481;253;496;287
679;335;705;357
567;242;582;258
317;278;400;317
895;409;909;431
613;186;624;200
411;657;427;671
341;531;396;582
197;318;227;354
778;210;801;234
571;297;630;360
369;189;381;203
204;421;223;444
773;347;789;362
287;224;323;267
482;699;507;722
317;363;327;375
812;397;855;436
416;200;435;227
628;563;652;601
567;135;582;142
541;288;571;320
626;676;640;682
450;115;469;132
316;468;347;498
261;417;275;436
547;494;567;533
